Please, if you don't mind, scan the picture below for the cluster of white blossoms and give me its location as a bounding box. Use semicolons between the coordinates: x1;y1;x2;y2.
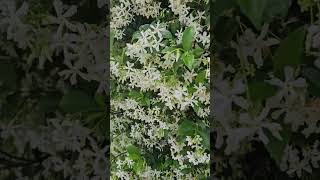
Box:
111;0;161;39
111;0;210;179
280;141;320;177
167;135;210;171
110;1;133;39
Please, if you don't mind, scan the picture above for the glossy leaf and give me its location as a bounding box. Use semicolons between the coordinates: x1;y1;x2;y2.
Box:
265;126;291;165
0;61;17;90
59;90;99;113
273;27;306;77
161;30;173;39
127;145;142;161
195;70;207;84
263;0;291;21
182;51;195;71
248;81;277;103
193;46;204;58
38;95;60;113
182;27;195;51
178;120;195;136
237;0;267;29
213;0;237;16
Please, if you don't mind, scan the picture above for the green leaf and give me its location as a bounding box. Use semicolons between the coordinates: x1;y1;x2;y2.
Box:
169;20;180;34
192;46;204;58
265;126;291;165
182;27;195;51
133;159;145;172
38;95;60;113
214;16;239;44
237;0;267;29
263;0;291;21
94;93;106;109
298;0;316;12
188;85;196;95
0;61;17;90
86;112;105;122
127;144;145;172
195;70;207;84
248;81;277;103
178;120;195;136
273;27;306;77
127;145;142;161
167;74;179;86
128;90;150;107
59;90;99;113
192;103;200;112
182;51;195;71
309;85;320;97
129;90;142;99
196;124;210;150
181;168;192;174
161;30;173;39
302;67;320;97
302;67;320;88
213;0;237;16
142;97;151;107
139;24;150;31
161;47;176;54
131;31;141;41
110;31;114;48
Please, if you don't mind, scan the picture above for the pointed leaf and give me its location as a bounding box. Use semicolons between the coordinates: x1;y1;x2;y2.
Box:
263;0;291;21
182;51;195;70
195;70;207;84
265;126;291;165
182;27;195;51
59;90;99;113
273;27;306;77
127;145;142;161
193;46;204;58
178;120;195;136
237;0;267;29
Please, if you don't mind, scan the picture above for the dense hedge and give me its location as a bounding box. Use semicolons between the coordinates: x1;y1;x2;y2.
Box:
110;0;210;179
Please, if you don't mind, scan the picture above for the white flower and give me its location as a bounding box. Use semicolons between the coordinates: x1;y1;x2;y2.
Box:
175;29;183;44
150;21;166;38
266;66;307;101
184;70;197;83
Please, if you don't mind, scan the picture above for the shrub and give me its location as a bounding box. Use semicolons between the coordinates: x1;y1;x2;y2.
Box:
110;0;210;179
